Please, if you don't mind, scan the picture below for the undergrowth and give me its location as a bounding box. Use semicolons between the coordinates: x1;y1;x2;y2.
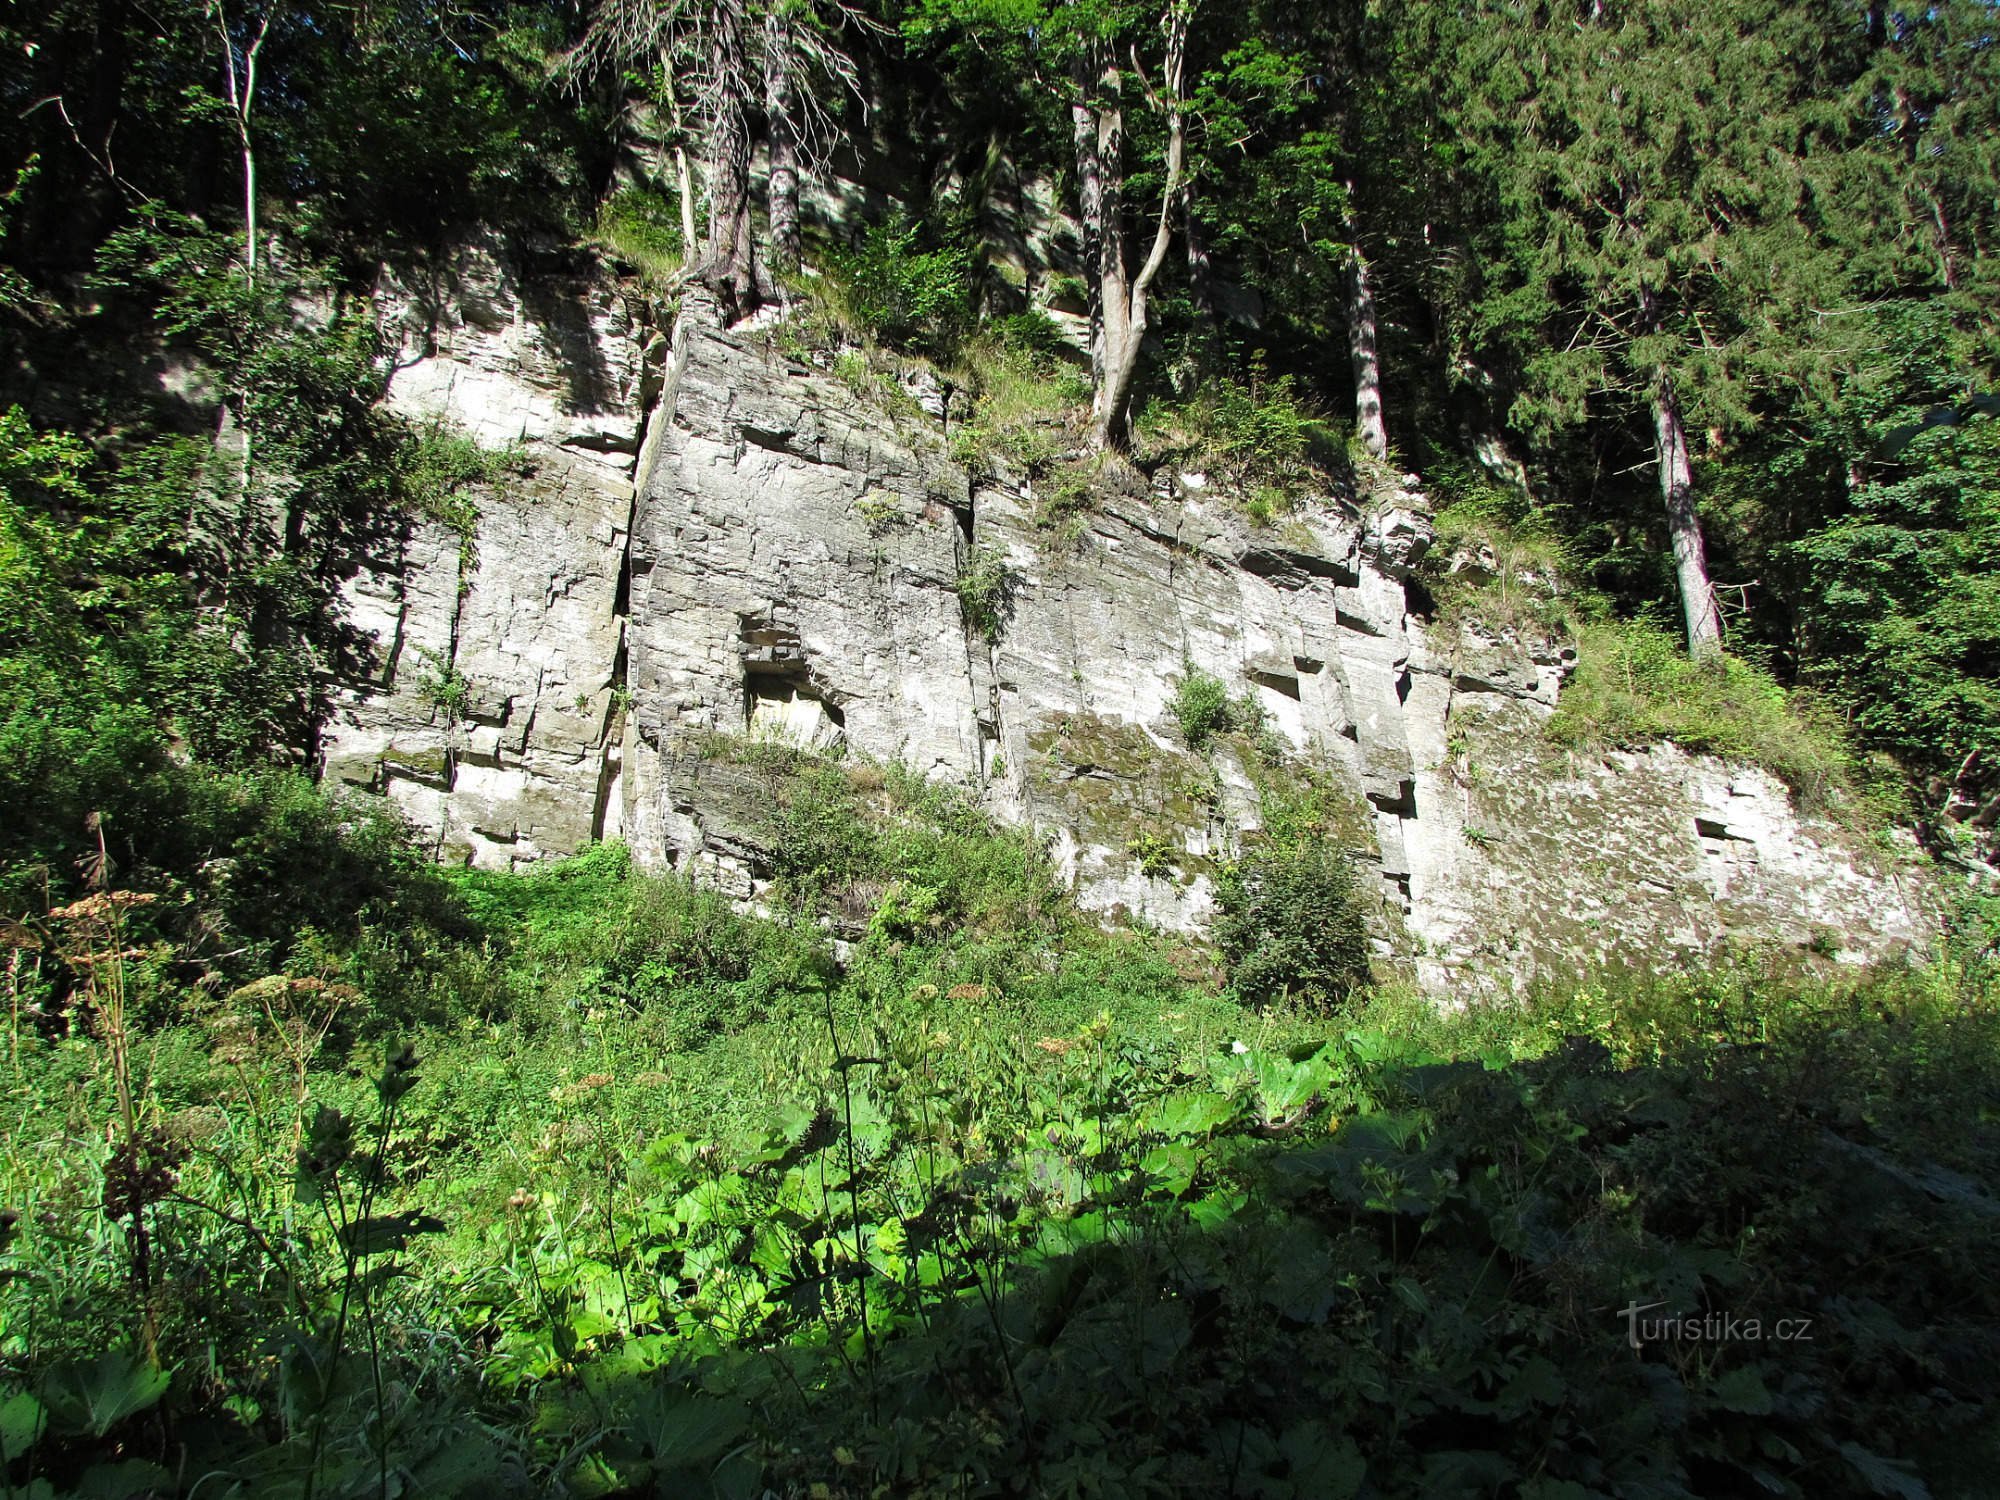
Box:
4;751;1996;1499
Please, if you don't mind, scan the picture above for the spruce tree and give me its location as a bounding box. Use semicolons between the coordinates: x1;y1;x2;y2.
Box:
1443;0;1862;657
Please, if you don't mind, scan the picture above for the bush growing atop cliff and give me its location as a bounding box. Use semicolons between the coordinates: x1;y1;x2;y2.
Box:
1142;362;1345;494
824;214;976;358
948;334;1091;483
593;187;685;285
1216;841;1373;1006
1419;476;1583;636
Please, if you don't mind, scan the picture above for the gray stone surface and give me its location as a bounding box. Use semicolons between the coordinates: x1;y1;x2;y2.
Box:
320;238;647;867
319;249;1937;987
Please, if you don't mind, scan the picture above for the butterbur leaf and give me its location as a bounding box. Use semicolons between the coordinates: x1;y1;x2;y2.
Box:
1278;1422;1365;1500
40;1349;171;1438
338;1211;447;1256
1187;1188;1246;1229
1421;1450;1518;1491
628;1388;751;1467
1144;1091;1238;1139
1708;1365;1775;1416
1498;1356;1566;1414
405;1427;509;1492
1837;1443;1932;1500
71;1458;175;1498
0;1390;47;1460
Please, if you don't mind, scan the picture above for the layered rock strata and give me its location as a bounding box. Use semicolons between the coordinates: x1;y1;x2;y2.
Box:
322;251;1934;992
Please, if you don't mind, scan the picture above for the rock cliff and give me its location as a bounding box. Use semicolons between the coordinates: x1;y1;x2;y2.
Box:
322;245;1934;992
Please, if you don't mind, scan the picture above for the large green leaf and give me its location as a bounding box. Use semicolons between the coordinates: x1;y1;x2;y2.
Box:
0;1390;47;1460
40;1350;171;1439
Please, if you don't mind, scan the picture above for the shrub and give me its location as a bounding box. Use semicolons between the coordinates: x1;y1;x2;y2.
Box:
947;336;1089;481
1140;361;1345;501
593;187;685;285
1172;667;1236;750
824;214;975;358
955;546;1013;644
1419;477;1580;635
1215;841;1372;1006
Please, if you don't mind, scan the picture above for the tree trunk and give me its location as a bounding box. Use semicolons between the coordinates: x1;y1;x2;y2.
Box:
764;12;801;284
1070;46;1105;392
1090;54;1133;449
239;125;258;284
661;48;698;262
702;0;756;319
211;2;273;286
1652;375;1724;658
1183;178;1216;336
1345;238;1388;460
1088;2;1190;452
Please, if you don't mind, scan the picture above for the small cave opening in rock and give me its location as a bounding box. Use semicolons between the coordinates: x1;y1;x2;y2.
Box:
954;494;975;549
1248;667;1303;702
1396;668;1412;704
613;547;633;619
741;630;847;748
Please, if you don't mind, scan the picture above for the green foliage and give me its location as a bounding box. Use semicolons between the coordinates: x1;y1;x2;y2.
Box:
1762;306;2000;777
1216;840;1373;1006
946;332;1091;484
823;214;977;358
14;839;1990;1498
1142;360;1346;501
955;545;1013;644
1419;466;1582;634
1172;666;1248;751
1127;828;1180;880
593;187;685;285
1548;620;1885;813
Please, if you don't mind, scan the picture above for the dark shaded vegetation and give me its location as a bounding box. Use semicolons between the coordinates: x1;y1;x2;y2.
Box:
3;755;1997;1498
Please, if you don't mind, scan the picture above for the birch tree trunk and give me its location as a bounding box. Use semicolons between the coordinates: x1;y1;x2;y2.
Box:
1070;46;1105;392
1090;53;1133;448
661;48;699;261
1183;179;1217;338
1652;374;1724;658
211;1;273;287
764;12;801;283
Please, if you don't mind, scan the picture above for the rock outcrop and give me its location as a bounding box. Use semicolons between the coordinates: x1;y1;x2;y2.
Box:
321;247;1935;991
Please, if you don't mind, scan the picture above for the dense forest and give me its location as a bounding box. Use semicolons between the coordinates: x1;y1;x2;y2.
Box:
2;0;1999;1496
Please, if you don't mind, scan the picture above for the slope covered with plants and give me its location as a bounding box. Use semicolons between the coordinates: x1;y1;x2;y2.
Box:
3;749;1998;1498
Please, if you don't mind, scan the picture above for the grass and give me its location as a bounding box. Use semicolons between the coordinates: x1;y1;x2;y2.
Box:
1414;477;1899;822
1136;363;1350;522
1547;618;1901;816
1419;480;1581;637
590;187;686;289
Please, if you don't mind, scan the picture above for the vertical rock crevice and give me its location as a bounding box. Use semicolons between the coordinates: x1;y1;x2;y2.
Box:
320;240;1934;984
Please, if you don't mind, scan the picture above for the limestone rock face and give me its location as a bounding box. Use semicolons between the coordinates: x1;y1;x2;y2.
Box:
321;239;648;866
320;256;1935;989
